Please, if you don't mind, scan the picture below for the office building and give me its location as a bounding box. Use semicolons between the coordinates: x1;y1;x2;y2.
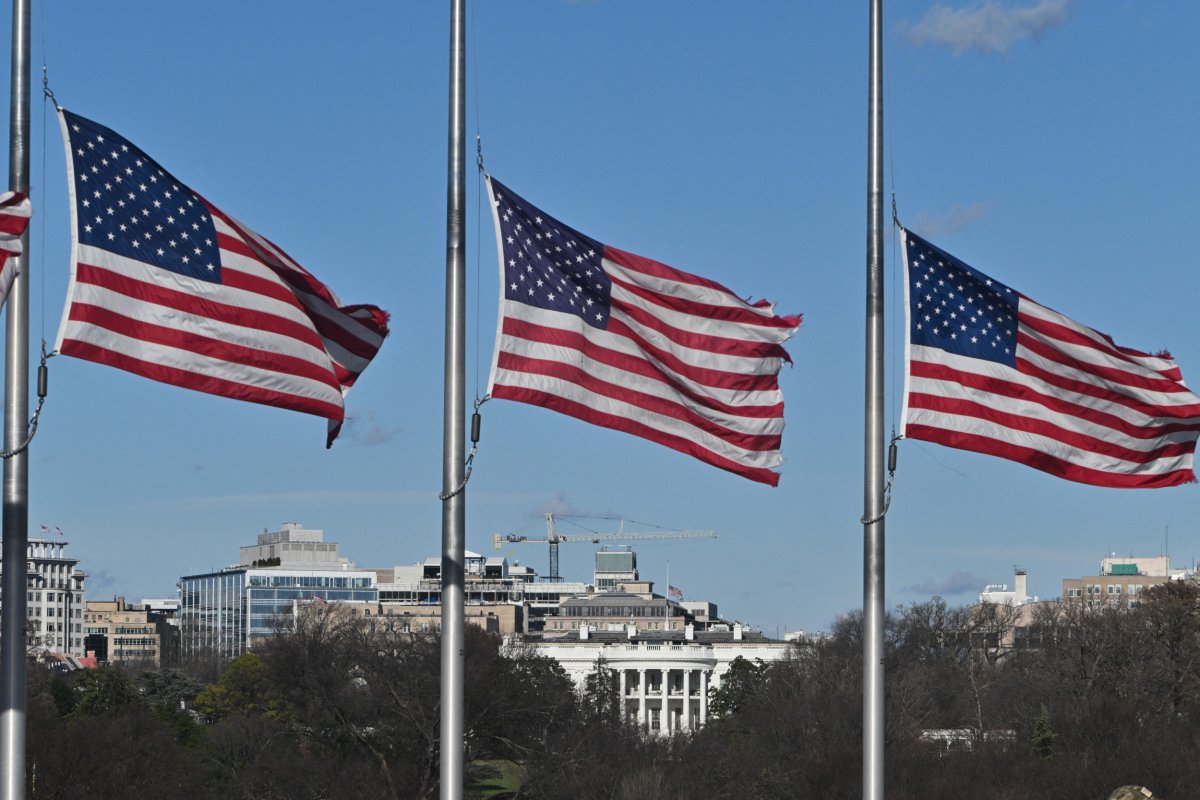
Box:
84;597;162;665
1062;555;1180;608
376;550;584;634
179;522;376;659
0;537;86;657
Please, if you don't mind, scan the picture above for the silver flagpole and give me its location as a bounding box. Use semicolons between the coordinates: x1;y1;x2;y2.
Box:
440;0;467;798
0;0;30;797
863;1;886;799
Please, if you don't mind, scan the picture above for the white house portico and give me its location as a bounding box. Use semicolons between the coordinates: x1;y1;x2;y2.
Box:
523;622;790;734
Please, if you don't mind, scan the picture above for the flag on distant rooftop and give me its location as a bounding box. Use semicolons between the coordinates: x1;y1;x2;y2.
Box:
55;109;389;447
55;526;64;536
0;191;31;310
39;524;49;534
485;176;800;486
901;228;1200;488
668;584;683;600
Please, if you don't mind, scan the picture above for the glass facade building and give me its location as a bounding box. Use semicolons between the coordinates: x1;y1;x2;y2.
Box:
180;568;377;659
178;523;376;659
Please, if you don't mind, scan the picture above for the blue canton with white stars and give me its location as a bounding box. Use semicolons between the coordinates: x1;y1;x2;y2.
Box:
490;178;611;330
64;110;221;284
907;231;1019;367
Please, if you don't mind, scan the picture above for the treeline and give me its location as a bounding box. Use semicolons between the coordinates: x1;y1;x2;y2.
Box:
25;583;1200;799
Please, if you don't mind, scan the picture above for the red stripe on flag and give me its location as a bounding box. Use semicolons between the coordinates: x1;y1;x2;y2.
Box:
606;245;801;323
0;215;27;236
610;269;797;329
491;384;781;486
611;295;793;361
607;316;781;393
60;339;344;421
908;391;1196;465
68;302;342;390
904;423;1196;489
911;360;1200;436
217;233;386;362
496;351;782;452
1019;329;1193;396
502;317;783;416
76;263;328;353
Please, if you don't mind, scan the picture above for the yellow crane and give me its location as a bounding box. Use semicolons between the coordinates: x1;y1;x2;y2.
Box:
493;513;716;582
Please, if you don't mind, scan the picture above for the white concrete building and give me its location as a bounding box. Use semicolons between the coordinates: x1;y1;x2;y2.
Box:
376;550;586;634
979;568;1037;606
0;538;87;657
524;624;791;734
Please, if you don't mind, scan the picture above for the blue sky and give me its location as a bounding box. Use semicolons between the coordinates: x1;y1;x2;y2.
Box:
4;1;1197;633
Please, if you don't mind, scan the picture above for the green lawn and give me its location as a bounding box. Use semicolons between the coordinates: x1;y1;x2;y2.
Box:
467;759;526;799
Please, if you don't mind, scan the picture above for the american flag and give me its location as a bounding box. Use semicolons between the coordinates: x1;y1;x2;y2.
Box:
901;228;1200;488
485;177;800;486
668;584;683;600
0;190;31;309
55;110;389;446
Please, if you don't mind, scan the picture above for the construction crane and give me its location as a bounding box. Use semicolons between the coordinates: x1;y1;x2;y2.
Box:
493;513;716;582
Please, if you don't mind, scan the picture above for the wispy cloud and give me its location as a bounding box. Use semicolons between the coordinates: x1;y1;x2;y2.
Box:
911;202;989;237
527;494;624;521
86;568;118;594
902;570;984;596
341;410;402;447
908;0;1070;55
531;493;579;518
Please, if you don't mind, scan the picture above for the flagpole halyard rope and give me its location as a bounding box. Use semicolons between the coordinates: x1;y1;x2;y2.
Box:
860;433;898;526
439;394;489;502
0;342;53;460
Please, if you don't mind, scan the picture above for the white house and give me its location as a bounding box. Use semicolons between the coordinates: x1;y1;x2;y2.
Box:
520;623;791;735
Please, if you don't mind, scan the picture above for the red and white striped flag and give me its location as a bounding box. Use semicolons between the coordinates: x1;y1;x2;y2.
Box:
902;228;1200;488
0;191;31;309
486;177;800;486
55;109;388;446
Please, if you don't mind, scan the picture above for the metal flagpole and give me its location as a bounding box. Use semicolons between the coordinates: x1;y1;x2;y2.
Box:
863;1;886;799
0;0;30;797
440;0;467;798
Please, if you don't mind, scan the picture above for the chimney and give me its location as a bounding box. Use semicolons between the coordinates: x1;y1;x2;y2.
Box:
626;622;637;639
684;623;694;641
733;623;743;641
1014;569;1028;604
579;622;590;640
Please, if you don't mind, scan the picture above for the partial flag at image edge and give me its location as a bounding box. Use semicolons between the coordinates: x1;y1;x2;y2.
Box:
900;227;1200;488
485;176;800;487
0;191;31;310
54;108;389;447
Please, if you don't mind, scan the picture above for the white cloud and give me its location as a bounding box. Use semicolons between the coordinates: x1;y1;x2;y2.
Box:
902;570;985;596
911;202;989;237
909;0;1070;55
